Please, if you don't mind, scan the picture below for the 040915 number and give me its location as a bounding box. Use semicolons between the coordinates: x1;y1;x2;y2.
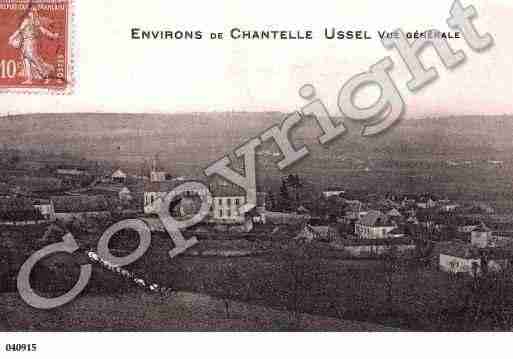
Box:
5;344;37;352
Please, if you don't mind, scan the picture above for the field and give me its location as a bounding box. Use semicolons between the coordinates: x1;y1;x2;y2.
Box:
125;237;472;330
0;290;395;331
0;229;482;331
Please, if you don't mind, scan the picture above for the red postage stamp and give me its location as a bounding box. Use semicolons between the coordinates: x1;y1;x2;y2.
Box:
0;0;72;93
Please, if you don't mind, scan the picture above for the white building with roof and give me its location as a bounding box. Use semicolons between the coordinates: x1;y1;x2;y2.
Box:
439;240;512;276
355;210;396;240
295;224;340;242
143;180;188;214
322;188;345;199
209;184;247;223
471;223;493;248
112;169;127;182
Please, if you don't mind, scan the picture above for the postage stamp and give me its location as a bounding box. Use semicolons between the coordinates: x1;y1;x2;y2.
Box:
0;0;73;93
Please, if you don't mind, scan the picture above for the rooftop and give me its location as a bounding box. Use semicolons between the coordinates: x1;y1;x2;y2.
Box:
309;225;337;237
358;210;393;227
210;184;246;198
387;208;403;217
112;169;127;178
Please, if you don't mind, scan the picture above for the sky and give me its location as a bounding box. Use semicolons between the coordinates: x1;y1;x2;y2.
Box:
0;0;512;118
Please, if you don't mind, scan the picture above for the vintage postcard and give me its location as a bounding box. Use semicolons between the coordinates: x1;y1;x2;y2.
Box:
0;0;512;357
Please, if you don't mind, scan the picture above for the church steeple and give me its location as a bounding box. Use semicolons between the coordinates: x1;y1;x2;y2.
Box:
150;153;168;182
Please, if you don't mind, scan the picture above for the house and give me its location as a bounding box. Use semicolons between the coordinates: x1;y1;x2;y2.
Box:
295;224;340;242
51;195;111;222
344;199;366;212
145;176;248;222
439;243;481;275
401;197;417;208
438;199;460;212
144;174;260;225
118;186;132;201
209;184;246;223
32;199;55;220
143;180;181;214
143;179;205;215
170;196;202;218
470;226;513;249
417;197;437;209
355;210;396;239
456;218;482;233
234;192;267;225
376;198;400;211
242;205;266;225
111;169;127;183
386;208;403;220
150;170;168;183
296;205;310;214
465;202;495;215
342;200;368;223
471;223;493;248
406;215;419;225
439;242;510;275
322;188;345;199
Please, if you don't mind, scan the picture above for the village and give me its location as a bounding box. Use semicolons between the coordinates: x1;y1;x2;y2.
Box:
1;151;512;272
2;149;513;330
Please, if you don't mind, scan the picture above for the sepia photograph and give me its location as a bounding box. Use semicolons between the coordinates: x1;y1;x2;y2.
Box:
1;0;513;357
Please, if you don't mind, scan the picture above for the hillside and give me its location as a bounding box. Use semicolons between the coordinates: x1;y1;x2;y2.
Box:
1;112;511;164
1;112;513;209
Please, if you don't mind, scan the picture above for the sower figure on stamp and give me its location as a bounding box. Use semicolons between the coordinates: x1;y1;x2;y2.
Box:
8;7;59;85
